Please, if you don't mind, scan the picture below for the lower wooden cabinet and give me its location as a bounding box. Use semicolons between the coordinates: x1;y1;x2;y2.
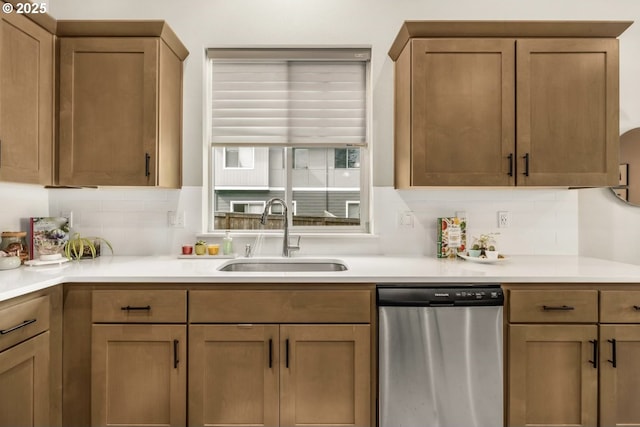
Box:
91;325;187;427
189;324;370;427
599;325;640;427
0;332;50;427
508;324;598;427
506;286;640;427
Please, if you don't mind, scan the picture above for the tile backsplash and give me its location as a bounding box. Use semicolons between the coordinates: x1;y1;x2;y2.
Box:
0;183;49;232
44;185;578;257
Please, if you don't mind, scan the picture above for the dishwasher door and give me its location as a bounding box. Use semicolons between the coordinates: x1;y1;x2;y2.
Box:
378;286;504;427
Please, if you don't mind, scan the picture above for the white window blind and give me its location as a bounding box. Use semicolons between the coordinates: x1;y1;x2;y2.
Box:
208;48;369;147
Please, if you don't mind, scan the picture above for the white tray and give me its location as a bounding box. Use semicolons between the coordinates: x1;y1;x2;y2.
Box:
457;253;508;264
177;254;236;259
25;258;70;267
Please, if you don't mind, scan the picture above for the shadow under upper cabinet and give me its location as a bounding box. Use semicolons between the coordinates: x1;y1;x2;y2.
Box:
613;128;640;205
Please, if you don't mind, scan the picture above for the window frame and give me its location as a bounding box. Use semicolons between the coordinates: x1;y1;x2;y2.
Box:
204;48;371;235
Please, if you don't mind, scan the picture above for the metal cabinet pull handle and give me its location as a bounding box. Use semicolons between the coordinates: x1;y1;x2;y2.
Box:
0;139;3;167
285;338;290;368
0;319;36;335
542;305;574;311
173;339;179;369
268;339;273;368
608;339;617;368
145;153;151;177
121;305;151;311
589;339;598;368
508;153;514;177
523;153;530;177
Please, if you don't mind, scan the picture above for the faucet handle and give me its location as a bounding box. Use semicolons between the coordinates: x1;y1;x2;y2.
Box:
244;243;253;258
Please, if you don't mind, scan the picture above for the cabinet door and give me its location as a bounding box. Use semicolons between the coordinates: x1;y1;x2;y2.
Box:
280;325;370;427
508;324;597;427
517;39;619;186
92;325;186;427
408;39;515;186
600;325;640;427
188;325;279;427
0;331;50;427
59;38;158;186
0;9;53;185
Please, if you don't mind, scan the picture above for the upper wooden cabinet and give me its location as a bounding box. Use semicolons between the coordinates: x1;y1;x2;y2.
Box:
0;4;54;185
389;21;632;188
57;21;188;187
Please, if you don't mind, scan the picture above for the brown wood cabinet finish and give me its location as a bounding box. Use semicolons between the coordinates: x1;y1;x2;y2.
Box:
189;289;371;324
0;6;53;185
506;285;640;427
189;325;280;427
0;332;50;427
509;324;598;427
58;22;187;187
189;324;370;427
390;21;629;188
599;325;640;427
509;289;598;323
92;290;187;323
91;324;187;427
280;324;370;427
0;287;61;427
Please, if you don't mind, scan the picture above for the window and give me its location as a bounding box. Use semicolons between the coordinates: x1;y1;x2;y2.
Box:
230;201;265;214
224;147;254;169
335;148;360;169
207;48;370;232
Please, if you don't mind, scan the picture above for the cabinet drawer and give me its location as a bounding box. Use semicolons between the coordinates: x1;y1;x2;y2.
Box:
509;290;598;323
190;290;371;323
600;291;640;323
0;295;50;352
92;290;186;323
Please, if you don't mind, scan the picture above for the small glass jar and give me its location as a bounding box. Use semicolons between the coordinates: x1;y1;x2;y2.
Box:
0;231;30;264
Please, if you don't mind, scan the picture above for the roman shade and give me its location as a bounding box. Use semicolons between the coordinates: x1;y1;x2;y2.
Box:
207;48;370;147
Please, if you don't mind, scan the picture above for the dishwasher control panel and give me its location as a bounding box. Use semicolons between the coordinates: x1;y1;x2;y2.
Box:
377;285;504;307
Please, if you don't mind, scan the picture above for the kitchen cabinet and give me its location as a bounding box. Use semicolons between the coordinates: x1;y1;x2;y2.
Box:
57;21;188;187
91;290;187;427
599;291;640;427
389;21;631;188
507;289;599;427
505;286;640;427
0;3;54;185
189;289;372;427
0;289;61;427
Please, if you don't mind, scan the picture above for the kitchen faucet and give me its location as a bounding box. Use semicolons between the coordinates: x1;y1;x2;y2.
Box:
260;198;300;257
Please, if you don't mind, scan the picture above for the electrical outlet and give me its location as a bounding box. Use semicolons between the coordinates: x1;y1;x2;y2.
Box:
168;211;185;228
498;211;510;228
398;211;414;228
60;211;73;228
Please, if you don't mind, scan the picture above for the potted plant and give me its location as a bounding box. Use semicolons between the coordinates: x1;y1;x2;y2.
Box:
194;240;207;255
64;233;113;260
471;233;498;258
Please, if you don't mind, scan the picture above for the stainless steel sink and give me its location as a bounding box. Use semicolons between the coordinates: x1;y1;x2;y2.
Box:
218;258;348;272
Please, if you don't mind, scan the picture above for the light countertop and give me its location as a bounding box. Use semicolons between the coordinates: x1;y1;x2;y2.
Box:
2;254;640;302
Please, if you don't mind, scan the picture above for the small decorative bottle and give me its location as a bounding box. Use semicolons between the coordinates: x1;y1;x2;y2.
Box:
222;231;234;255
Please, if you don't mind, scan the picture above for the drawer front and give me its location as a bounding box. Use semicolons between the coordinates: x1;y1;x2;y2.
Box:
509;289;598;323
600;290;640;323
190;290;371;323
0;295;50;352
92;290;187;323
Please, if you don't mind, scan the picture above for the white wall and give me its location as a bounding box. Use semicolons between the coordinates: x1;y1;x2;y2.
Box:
37;0;640;258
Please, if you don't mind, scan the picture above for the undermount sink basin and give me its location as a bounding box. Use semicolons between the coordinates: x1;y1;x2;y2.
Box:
218;258;348;272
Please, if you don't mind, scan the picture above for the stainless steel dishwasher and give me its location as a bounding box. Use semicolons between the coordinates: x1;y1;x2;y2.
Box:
378;285;504;427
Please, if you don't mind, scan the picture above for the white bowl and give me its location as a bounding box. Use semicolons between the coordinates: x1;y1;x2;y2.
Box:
0;256;21;270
